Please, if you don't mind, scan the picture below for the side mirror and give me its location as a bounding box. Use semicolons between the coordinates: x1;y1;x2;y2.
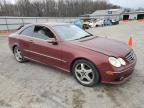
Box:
47;38;58;45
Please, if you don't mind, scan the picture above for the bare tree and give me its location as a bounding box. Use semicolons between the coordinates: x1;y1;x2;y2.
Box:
0;0;120;17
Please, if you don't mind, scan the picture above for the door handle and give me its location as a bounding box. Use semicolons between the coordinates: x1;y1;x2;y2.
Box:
29;40;33;43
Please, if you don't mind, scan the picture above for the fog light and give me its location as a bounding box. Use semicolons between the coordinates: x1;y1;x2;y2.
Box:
119;77;124;81
106;71;114;75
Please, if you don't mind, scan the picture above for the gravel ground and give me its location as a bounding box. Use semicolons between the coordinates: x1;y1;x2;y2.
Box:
0;20;144;108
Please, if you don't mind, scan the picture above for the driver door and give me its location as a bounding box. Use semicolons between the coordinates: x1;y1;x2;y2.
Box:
30;25;62;67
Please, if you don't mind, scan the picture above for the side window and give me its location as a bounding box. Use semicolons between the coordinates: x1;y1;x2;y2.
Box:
33;26;54;40
20;26;34;37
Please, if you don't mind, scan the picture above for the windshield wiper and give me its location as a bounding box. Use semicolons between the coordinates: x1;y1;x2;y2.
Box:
78;34;93;39
73;34;93;40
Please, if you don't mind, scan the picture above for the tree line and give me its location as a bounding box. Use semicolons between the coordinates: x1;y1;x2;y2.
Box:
0;0;120;17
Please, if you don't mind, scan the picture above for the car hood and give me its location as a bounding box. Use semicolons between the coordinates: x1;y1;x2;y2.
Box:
72;37;131;57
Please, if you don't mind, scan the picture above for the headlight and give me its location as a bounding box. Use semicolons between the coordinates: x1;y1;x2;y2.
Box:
118;58;126;65
109;57;121;67
109;57;126;67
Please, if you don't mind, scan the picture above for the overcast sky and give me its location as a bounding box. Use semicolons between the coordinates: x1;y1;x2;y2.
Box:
109;0;144;9
5;0;144;9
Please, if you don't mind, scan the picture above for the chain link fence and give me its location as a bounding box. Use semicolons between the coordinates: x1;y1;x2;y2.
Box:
0;17;80;31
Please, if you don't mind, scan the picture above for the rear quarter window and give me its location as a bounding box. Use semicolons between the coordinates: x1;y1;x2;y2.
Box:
20;26;34;37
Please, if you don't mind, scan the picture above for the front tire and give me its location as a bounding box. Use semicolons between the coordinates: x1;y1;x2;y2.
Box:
13;46;26;63
72;59;100;87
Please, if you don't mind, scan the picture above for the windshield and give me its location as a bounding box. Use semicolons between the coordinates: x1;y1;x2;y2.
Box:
53;25;92;40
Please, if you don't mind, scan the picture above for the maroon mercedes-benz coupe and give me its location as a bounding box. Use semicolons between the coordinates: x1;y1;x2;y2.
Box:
8;23;136;87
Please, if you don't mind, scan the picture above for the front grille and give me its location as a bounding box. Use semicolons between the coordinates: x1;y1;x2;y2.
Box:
125;50;135;62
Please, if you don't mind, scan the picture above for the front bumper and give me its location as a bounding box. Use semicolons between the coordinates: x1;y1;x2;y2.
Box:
101;60;136;85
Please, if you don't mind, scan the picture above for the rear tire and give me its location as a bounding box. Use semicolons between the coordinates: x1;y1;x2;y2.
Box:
13;46;26;63
72;59;100;87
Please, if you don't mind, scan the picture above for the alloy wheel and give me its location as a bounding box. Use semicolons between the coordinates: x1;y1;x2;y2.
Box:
74;63;94;85
14;47;23;62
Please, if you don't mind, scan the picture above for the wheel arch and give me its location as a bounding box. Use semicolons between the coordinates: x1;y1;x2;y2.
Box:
12;45;18;53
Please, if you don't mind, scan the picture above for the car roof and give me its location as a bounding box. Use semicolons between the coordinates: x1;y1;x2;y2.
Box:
43;22;70;26
26;22;70;27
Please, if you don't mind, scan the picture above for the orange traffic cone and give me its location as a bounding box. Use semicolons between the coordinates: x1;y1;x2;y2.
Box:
128;36;133;47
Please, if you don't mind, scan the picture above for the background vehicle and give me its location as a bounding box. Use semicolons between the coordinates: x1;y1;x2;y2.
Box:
111;19;119;25
104;19;112;26
95;19;104;27
83;21;90;29
73;19;89;29
73;19;83;28
89;21;96;28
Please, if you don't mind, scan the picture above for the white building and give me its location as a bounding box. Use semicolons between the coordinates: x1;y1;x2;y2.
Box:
122;11;144;20
90;9;124;20
89;9;144;20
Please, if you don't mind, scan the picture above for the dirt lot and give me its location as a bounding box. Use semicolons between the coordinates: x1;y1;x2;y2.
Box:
0;21;144;108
